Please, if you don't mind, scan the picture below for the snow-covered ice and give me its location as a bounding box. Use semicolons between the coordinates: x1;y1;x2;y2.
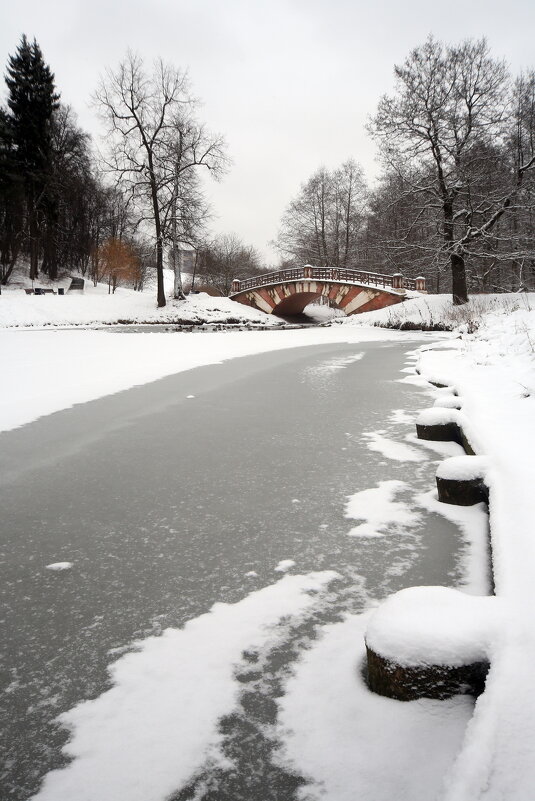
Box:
32;572;338;801
45;562;73;572
362;430;426;462
0;326;421;434
345;479;421;538
274;559;296;573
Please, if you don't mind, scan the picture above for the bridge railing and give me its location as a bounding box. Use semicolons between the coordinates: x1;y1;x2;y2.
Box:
230;266;425;294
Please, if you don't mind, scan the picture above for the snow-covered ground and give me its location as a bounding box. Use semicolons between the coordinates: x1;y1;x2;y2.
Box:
338;291;535;331
407;304;535;801
0;280;284;328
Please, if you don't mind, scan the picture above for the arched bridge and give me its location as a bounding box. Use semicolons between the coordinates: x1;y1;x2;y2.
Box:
230;265;426;317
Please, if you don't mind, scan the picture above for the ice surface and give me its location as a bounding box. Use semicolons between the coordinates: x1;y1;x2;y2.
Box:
0;326;421;434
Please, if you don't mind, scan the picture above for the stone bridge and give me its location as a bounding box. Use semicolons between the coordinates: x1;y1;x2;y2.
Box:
229;265;426;317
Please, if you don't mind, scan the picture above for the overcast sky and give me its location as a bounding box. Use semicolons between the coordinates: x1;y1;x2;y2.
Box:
2;0;535;264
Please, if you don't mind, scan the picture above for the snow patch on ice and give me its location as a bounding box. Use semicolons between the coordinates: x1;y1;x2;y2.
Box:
345;480;421;538
389;408;416;425
45;562;73;571
32;571;338;801
274;559;296;573
362;431;426;462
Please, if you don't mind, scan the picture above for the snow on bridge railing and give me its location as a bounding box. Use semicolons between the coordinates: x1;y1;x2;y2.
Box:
230;265;426;295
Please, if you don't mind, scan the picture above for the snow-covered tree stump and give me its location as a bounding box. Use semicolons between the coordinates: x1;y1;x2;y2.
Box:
365;587;498;701
416;408;474;454
436;456;489;506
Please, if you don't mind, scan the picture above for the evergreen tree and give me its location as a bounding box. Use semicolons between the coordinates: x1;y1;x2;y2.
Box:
5;35;59;279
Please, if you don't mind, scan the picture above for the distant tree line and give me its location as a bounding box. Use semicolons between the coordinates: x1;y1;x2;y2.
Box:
276;37;535;303
0;37;261;304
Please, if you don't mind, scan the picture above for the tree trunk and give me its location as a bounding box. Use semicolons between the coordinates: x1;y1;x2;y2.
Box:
147;159;166;308
28;182;39;280
171;170;185;301
443;198;468;305
451;252;468;305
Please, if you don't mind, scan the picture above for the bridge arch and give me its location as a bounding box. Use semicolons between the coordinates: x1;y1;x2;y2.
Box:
229;266;426;318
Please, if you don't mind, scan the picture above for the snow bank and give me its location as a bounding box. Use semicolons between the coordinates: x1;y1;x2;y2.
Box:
414;301;535;800
365;586;500;667
33;571;338;801
0;284;283;329
337;293;535;332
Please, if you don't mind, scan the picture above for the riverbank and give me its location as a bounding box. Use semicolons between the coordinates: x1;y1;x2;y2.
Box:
410;305;535;800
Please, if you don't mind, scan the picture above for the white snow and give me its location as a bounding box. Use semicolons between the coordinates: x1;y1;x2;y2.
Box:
32;571;338;801
436;455;490;482
278;612;475;801
413;299;535;800
274;559;296;573
0;284;283;329
45;562;73;571
365;586;500;667
417;407;464;427
433;394;462;409
362;430;426;462
345;479;421;538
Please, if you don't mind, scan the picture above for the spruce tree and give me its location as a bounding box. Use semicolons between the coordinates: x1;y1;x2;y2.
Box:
5;35;59;279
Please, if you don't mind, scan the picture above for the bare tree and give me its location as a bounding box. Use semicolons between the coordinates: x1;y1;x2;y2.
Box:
369;37;535;303
94;51;225;307
197;233;260;296
162;117;225;299
276;160;367;268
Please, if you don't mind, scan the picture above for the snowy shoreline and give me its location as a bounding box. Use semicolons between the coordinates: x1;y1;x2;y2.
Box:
409;309;535;800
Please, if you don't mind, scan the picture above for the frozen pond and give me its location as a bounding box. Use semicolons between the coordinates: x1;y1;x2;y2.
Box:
0;341;479;800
